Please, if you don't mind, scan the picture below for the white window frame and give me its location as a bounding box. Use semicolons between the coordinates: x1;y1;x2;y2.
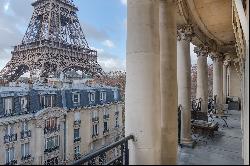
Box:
20;96;28;110
21;121;28;132
88;92;95;102
100;92;106;101
113;90;118;100
5;125;14;135
4;97;13;114
21;143;30;158
74;112;80;121
92;123;99;136
72;93;80;104
92;110;98;118
5;147;15;163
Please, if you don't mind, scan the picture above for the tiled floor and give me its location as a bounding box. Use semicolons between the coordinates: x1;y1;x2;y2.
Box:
178;110;244;165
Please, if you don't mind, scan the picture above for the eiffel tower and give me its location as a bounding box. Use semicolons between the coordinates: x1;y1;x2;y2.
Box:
0;0;103;82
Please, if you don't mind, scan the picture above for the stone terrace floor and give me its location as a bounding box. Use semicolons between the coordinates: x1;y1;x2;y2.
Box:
178;110;244;165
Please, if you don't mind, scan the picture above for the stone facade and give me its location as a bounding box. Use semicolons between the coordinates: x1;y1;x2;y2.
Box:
0;83;124;165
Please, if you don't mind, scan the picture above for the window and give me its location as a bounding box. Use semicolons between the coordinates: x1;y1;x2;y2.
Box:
92;123;99;136
20;96;28;110
72;93;80;104
21;121;28;132
5;147;15;163
74;112;80;121
92;110;98;118
88;92;95;102
45;117;58;129
74;128;80;140
100;92;106;101
21;143;30;158
5;125;14;135
4;97;13;114
114;90;118;100
104;121;108;131
40;95;56;108
45;136;59;149
115;116;119;128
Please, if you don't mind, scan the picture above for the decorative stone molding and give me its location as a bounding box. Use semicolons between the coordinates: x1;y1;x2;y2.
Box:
210;53;224;62
177;24;194;42
194;45;210;57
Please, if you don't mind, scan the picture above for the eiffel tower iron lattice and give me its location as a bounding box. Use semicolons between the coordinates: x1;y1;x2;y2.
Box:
0;0;103;82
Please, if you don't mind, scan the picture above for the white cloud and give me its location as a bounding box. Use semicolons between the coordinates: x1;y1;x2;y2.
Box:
120;0;127;6
4;1;10;12
102;40;115;48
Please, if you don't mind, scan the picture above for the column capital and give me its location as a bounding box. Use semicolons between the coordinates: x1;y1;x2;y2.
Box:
210;53;224;62
194;45;209;57
177;24;194;42
223;59;231;67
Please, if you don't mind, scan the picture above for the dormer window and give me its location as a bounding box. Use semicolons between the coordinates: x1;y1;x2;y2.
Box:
88;92;95;103
4;97;13;115
20;96;28;111
114;90;118;100
40;95;56;108
100;92;106;101
72;93;80;104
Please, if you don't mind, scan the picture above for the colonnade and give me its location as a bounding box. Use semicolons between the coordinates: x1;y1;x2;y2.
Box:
125;0;236;164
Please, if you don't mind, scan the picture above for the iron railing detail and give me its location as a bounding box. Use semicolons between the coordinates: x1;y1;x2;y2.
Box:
72;135;134;165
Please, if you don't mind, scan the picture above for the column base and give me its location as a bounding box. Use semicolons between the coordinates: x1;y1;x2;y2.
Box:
179;140;196;149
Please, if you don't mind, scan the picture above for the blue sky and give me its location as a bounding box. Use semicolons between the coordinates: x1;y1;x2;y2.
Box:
0;0;211;73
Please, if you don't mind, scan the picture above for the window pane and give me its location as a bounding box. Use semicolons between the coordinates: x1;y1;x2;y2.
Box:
21;144;25;157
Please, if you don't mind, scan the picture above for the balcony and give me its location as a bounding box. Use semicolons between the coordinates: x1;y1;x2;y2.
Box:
92;117;99;123
21;154;32;161
74;153;81;160
74;120;81;128
72;135;134;165
4;133;17;143
103;115;109;120
5;159;17;165
44;146;60;154
20;130;31;139
74;137;81;143
92;134;99;140
44;125;60;134
103;129;109;136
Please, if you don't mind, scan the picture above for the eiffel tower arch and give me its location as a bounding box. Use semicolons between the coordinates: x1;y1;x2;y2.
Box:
0;0;103;82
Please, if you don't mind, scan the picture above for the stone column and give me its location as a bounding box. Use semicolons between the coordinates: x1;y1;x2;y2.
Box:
223;61;228;103
126;0;161;165
177;25;193;147
194;46;209;113
212;55;224;111
159;0;177;164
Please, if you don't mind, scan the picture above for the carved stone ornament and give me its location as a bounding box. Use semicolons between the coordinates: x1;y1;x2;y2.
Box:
194;45;210;57
177;24;194;42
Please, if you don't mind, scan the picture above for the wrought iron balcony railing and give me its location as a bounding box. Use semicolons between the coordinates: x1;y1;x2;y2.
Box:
5;159;17;165
21;154;32;161
74;120;81;126
21;130;31;139
74;153;81;160
72;135;134;165
44;125;60;134
44;146;60;153
4;133;17;143
74;137;81;143
92;117;99;122
103;115;109;119
103;129;109;135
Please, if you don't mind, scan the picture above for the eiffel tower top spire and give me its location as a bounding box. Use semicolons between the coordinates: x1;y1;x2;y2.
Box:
0;0;103;82
22;0;89;48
